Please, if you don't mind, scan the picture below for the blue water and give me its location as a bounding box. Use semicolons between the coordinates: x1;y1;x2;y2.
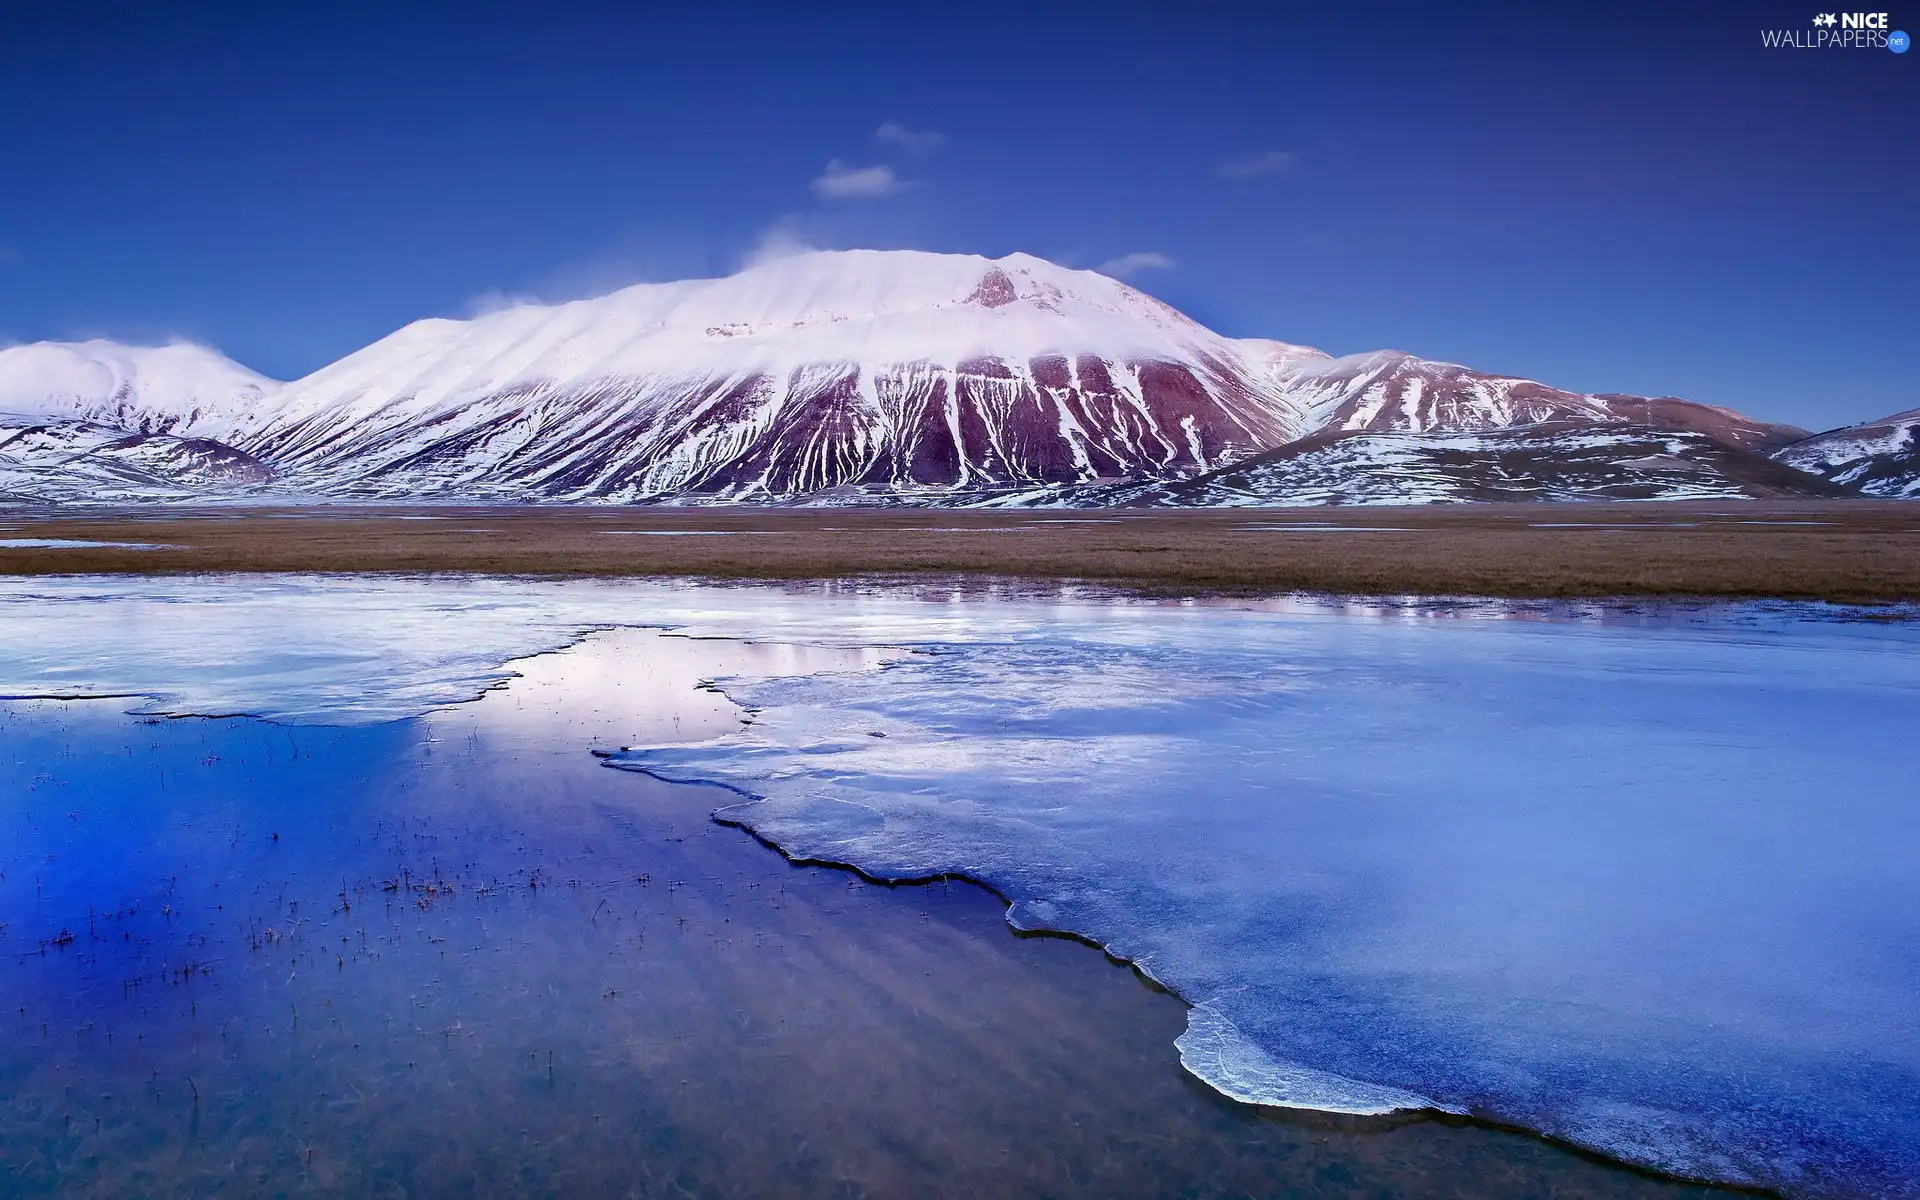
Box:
2;576;1915;1198
597;600;1920;1198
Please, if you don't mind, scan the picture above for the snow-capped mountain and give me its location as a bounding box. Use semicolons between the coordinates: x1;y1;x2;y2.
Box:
0;340;279;435
0;415;275;504
1772;408;1920;498
0;251;1878;506
206;250;1807;503
218;250;1310;501
0;341;282;503
1261;349;1805;451
994;424;1852;508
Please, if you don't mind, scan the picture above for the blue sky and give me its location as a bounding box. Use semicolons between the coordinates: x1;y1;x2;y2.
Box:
1;0;1912;429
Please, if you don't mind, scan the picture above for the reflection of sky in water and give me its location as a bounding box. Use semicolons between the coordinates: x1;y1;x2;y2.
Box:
0;631;955;1196
1;576;1916;1199
457;627;890;749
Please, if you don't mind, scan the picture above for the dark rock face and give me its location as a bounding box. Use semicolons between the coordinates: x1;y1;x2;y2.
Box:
966;267;1020;309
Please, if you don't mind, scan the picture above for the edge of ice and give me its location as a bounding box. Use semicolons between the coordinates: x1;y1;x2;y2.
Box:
1174;1003;1460;1117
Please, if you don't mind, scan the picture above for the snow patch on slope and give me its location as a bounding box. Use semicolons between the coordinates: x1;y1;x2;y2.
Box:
1775;408;1920;498
0;414;275;504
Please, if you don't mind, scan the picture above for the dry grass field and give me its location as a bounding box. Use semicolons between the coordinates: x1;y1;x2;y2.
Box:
2;501;1918;602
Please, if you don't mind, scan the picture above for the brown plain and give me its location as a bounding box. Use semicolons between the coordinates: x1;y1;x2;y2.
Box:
1;500;1917;602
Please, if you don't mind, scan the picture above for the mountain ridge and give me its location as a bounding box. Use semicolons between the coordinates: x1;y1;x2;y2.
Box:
1773;408;1920;498
0;250;1902;506
0;340;278;435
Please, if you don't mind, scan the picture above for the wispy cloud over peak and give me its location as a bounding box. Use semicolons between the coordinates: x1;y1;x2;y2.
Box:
743;221;819;268
812;160;908;199
462;289;540;317
453;234;713;313
1217;150;1296;180
874;120;946;155
1097;251;1175;279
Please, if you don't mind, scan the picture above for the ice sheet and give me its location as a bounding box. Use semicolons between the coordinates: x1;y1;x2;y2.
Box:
0;538;178;549
0;575;1915;1198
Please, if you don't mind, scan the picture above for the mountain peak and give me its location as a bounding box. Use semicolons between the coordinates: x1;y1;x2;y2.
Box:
0;255;1856;507
0;339;279;433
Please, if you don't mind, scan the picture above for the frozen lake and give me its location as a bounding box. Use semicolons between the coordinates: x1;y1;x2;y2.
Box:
1;576;1915;1198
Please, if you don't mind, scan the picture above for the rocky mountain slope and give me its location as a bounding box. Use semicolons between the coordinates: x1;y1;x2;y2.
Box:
210;251;1311;501
0;251;1892;506
994;424;1852;508
0;415;275;505
1773;409;1920;498
1267;348;1805;451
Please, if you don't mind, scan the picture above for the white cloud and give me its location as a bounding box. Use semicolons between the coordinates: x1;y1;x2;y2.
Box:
874;120;946;155
811;160;907;199
743;220;819;268
461;288;542;317
1097;251;1175;279
454;234;712;315
1217;150;1296;180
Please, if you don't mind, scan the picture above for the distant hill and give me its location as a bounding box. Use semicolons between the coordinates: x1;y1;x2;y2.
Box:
1773;408;1920;499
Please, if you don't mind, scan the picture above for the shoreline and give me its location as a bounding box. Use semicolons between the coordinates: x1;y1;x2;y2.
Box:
1;500;1918;602
0;693;1759;1200
0;622;1766;1199
1;586;1897;1195
684;776;1790;1197
0;687;1747;1199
